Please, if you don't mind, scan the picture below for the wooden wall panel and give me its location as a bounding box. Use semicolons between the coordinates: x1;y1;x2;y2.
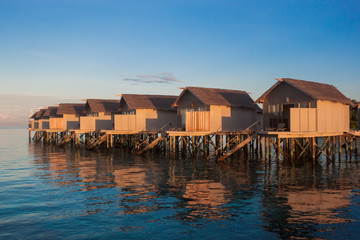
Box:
308;109;317;131
186;111;210;131
50;118;64;130
291;108;317;132
317;100;350;132
80;117;95;131
114;115;136;131
290;108;300;131
300;108;309;131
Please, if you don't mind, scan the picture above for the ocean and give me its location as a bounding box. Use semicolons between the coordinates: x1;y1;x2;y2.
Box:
0;128;359;239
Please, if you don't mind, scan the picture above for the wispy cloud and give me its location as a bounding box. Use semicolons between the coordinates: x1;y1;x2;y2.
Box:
123;73;181;84
28;50;51;59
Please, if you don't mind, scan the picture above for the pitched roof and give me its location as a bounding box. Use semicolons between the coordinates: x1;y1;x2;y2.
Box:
173;87;259;110
85;99;120;114
29;112;37;119
43;106;59;117
256;78;353;106
120;94;177;111
33;109;47;119
57;103;85;115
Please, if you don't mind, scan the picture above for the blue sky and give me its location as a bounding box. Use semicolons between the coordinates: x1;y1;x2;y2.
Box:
0;0;359;126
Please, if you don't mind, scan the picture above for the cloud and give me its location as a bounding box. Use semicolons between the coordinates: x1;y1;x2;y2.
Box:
123;73;181;84
28;50;51;59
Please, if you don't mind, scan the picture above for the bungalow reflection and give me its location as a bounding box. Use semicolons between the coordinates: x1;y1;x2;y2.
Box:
261;160;358;239
29;143;116;190
113;167;158;215
285;189;352;224
29;144;79;186
183;180;231;220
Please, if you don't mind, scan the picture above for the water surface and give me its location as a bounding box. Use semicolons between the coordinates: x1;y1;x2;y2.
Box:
0;128;359;239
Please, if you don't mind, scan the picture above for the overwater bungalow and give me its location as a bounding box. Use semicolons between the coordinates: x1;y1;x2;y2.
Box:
256;78;353;132
114;94;177;132
30;108;48;130
172;87;261;132
28;112;37;130
80;99;120;131
43;106;60;130
50;103;86;130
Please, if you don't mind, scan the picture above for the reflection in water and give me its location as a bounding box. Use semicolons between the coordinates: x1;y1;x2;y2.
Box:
285;189;351;224
23;139;360;239
183;180;231;221
114;167;158;215
261;159;359;239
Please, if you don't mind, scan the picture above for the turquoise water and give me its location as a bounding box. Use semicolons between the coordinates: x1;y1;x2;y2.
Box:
0;128;359;239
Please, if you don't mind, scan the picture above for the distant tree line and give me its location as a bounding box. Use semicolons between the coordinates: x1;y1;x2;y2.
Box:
350;99;358;129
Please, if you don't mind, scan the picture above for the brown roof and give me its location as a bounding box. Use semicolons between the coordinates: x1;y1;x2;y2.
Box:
43;106;60;117
57;103;85;115
120;94;177;111
32;109;47;119
85;99;120;114
173;87;260;111
256;78;353;106
29;112;37;119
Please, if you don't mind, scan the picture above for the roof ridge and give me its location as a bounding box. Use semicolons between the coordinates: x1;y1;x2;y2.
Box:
122;94;177;97
185;86;248;94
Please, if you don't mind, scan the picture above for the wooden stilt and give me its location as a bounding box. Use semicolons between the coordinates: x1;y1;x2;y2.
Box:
332;136;336;161
265;137;268;161
338;135;342;161
277;137;281;163
291;138;295;161
312;137;316;165
268;137;272;160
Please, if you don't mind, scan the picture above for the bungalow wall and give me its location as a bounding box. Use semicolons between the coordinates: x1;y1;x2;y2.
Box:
210;106;258;132
146;110;177;131
290;100;349;132
114;115;136;131
185;111;210;131
63;114;81;130
38;119;49;130
262;82;314;129
50;117;64;130
290;108;317;132
49;115;81;130
114;109;177;131
257;112;263;129
358;108;360;130
316;100;349;132
28;121;34;129
34;120;40;129
222;107;258;132
185;106;257;132
80;115;113;131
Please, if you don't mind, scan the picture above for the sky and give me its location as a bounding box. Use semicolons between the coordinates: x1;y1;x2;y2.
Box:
0;0;360;127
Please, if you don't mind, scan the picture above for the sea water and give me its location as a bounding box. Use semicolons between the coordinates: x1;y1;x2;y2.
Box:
0;128;359;239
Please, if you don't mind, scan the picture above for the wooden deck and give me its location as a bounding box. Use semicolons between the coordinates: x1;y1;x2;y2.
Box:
102;130;140;135
260;131;345;138
167;130;216;136
166;130;252;137
45;129;67;133
348;130;360;136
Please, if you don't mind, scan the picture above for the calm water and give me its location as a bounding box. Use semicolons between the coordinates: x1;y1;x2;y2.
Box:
0;128;359;239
